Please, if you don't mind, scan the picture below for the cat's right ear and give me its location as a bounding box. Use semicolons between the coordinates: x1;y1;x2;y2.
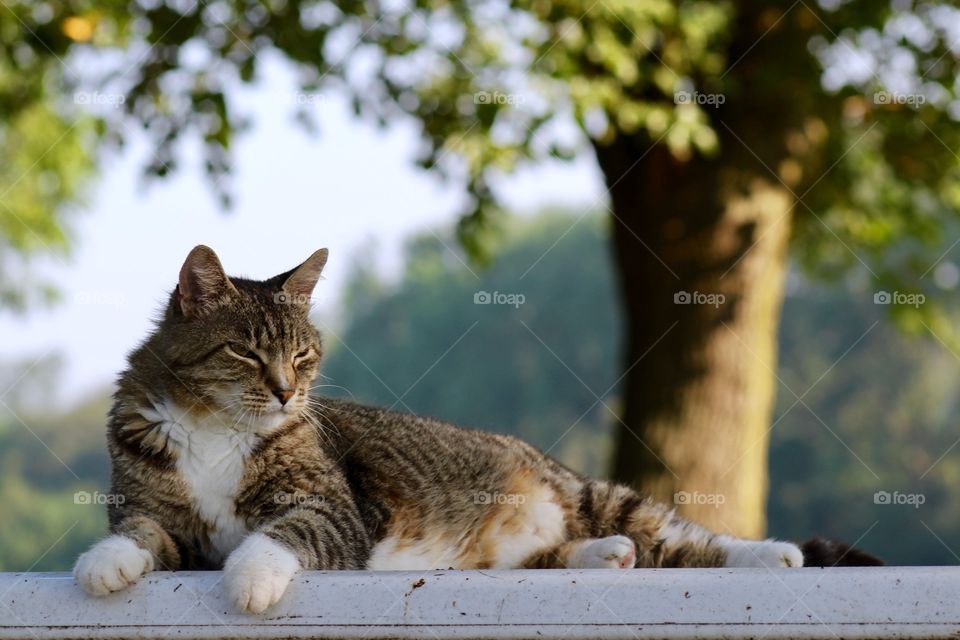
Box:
280;248;329;301
177;245;238;319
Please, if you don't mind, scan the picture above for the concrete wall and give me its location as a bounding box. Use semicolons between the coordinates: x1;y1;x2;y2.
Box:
1;568;957;639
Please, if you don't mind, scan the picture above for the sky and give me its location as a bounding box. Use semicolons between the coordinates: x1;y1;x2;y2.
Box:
1;53;604;407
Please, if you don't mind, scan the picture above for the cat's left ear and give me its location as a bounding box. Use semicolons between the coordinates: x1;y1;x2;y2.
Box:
281;248;329;300
178;245;238;319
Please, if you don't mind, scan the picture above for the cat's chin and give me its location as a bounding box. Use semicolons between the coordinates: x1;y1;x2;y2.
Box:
246;409;296;435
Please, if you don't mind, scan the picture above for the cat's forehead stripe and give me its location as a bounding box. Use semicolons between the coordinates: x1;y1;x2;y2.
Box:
252;306;297;351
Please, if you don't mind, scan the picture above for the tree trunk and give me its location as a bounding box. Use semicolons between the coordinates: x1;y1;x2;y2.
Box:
598;1;826;538
593;8;818;539
598;135;792;537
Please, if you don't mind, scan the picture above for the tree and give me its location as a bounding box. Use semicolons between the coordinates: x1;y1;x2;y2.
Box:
0;5;95;309
768;278;960;566
4;0;960;535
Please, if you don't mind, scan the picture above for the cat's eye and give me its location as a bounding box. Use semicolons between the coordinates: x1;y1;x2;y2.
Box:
293;348;312;362
226;344;262;363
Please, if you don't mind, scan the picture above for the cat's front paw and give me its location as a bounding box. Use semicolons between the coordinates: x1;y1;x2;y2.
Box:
723;539;804;568
74;535;154;596
224;533;301;614
569;535;636;569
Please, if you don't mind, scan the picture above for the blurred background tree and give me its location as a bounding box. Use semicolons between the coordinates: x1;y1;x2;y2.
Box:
3;0;960;538
0;8;95;310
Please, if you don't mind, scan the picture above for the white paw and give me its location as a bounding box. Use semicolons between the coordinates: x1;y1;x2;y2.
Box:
74;535;154;596
722;538;804;568
569;535;636;569
224;533;301;614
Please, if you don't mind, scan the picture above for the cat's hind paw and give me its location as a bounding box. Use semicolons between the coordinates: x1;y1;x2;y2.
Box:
224;533;301;614
74;535;154;596
569;535;636;569
722;539;804;568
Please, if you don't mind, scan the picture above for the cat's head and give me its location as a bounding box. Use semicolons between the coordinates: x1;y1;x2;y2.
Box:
139;245;328;433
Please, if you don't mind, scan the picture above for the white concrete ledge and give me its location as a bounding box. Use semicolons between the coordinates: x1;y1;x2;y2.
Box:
0;568;957;640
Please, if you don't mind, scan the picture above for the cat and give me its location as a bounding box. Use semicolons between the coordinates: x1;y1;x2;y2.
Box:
74;245;804;614
800;537;883;566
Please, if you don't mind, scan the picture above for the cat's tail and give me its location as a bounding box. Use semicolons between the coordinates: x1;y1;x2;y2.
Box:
799;537;884;566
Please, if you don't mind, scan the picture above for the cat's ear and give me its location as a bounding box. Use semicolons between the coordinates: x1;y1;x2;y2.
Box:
281;248;329;301
177;245;237;319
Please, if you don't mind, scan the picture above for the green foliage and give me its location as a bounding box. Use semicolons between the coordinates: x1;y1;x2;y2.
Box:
768;279;960;565
0;3;98;309
0;478;105;572
0;362;112;571
321;210;621;471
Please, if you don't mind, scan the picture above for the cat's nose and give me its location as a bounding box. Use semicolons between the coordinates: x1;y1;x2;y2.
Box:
273;389;295;405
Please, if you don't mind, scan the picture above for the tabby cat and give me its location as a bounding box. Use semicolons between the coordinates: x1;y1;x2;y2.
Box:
74;246;803;614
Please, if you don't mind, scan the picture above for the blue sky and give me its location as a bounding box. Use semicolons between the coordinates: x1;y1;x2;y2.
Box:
1;54;604;406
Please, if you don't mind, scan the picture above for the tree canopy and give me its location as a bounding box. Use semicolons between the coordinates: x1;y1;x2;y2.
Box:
3;1;960;323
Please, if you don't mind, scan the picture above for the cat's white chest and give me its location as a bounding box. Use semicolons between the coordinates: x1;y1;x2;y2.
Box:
148;402;257;563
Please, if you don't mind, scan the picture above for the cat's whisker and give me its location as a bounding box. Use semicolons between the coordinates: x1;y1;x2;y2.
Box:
207;399;242;418
298;407;334;448
307;383;354;396
228;407;252;433
307;401;330;414
306;400;333;427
